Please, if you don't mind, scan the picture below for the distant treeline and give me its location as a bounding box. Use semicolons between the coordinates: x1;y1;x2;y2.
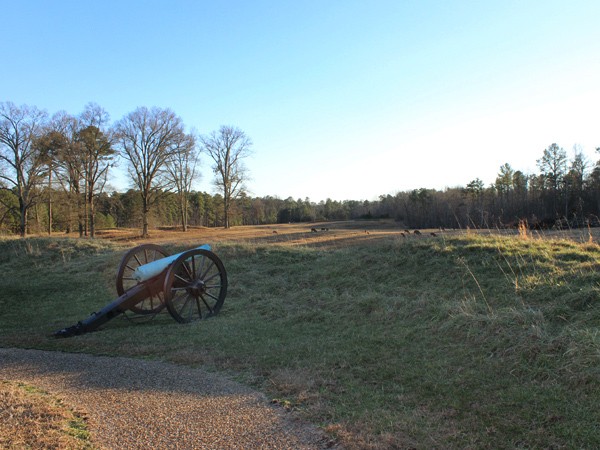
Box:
373;143;600;230
4;141;600;234
1;96;598;234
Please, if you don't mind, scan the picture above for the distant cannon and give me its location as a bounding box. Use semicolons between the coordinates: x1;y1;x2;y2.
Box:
55;244;227;337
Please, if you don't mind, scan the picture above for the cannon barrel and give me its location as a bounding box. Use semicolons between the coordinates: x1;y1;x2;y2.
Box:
132;244;211;282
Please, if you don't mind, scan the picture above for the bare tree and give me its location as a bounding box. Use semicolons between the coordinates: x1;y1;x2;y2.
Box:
115;107;189;238
165;132;198;231
77;103;115;237
201;125;252;228
0;102;48;236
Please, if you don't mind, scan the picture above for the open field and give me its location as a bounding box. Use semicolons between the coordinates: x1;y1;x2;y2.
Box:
1;221;599;448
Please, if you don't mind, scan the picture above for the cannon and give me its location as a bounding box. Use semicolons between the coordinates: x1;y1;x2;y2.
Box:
54;244;227;337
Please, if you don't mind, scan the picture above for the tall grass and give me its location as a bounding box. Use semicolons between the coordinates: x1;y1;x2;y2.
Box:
0;232;598;448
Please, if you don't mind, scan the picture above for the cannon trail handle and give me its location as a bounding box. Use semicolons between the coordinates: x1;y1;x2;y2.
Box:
54;276;163;338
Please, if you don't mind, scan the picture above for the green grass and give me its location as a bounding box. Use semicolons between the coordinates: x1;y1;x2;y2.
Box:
0;232;598;448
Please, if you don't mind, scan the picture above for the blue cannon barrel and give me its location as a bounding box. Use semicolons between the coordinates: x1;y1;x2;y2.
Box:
132;244;211;282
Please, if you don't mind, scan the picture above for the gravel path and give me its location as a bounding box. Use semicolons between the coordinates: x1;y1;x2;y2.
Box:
0;348;334;449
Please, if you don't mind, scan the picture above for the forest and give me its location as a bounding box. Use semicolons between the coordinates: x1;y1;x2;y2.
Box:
2;101;599;236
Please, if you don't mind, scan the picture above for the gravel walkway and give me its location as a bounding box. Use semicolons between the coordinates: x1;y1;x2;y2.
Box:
0;348;334;449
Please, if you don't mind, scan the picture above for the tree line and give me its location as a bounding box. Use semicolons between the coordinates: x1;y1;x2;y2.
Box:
0;101;251;237
391;143;600;230
2;101;599;235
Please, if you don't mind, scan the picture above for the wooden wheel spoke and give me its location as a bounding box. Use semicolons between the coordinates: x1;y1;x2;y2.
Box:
191;256;197;278
174;273;190;285
198;256;206;279
185;294;197;321
200;294;215;313
170;286;189;292
200;261;215;280
178;293;193;314
190;301;198;320
149;294;160;307
182;261;194;279
194;295;203;319
203;272;221;283
205;285;221;301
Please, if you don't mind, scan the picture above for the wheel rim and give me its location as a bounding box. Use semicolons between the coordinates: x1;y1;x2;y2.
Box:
163;249;227;323
116;244;169;315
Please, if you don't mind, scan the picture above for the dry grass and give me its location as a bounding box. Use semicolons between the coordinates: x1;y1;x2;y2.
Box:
0;381;92;449
3;220;600;449
22;219;600;250
91;220;600;249
94;221;453;251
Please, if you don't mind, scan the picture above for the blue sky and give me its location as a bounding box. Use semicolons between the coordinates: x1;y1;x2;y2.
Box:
2;0;599;201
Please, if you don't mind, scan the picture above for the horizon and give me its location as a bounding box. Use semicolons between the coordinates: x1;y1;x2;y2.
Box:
2;0;599;202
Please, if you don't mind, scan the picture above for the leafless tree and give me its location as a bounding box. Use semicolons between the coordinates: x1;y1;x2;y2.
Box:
0;102;48;236
200;125;252;228
115;107;189;238
77;103;115;237
165;132;198;231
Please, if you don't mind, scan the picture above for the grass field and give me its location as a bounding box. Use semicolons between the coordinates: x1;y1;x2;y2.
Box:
0;222;599;448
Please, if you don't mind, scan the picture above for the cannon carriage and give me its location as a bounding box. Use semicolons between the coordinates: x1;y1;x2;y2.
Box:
55;244;227;337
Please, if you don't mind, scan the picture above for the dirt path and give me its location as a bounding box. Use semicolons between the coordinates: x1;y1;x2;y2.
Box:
0;348;334;449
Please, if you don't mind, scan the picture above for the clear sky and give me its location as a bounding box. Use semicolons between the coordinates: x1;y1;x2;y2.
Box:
2;0;599;202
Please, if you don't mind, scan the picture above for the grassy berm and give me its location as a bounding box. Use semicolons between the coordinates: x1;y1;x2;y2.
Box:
0;228;598;449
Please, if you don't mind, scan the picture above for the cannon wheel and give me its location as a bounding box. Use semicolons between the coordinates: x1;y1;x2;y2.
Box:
116;244;169;315
163;249;227;323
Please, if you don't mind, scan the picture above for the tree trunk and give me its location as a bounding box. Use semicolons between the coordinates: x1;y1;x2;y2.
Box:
223;195;230;229
89;190;95;238
142;196;149;238
65;196;72;234
47;169;52;235
34;203;41;232
19;198;27;237
181;196;188;232
83;184;88;237
142;213;149;238
76;188;84;237
65;191;73;234
78;196;84;237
